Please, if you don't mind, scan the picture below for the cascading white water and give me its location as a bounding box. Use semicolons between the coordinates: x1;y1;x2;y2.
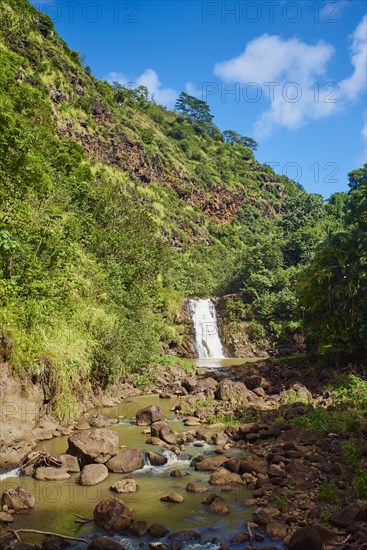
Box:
189;299;224;358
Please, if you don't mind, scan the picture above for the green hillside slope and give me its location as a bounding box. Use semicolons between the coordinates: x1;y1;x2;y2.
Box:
0;0;339;418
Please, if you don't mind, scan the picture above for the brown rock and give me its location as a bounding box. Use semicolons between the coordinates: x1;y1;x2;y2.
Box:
288;525;336;550
93;498;133;533
208;495;229;515
253;507;281;525
80;464;108;486
266;520;288;540
0;423;36;471
160;492;184;503
169;530;201;541
215;379;255;403
146;451;167;466
110;479;137;493
0;511;14;524
268;464;286;478
330;504;364;527
170;469;188;477
209;467;242;486
136;405;165;426
57;454;80;473
129;520;148;537
193;454;228;471
186;482;207;493
1;487;35;511
148;523;170;538
67;429;119;466
106;448;144;473
35;467;70;481
88;538;124;550
240;459;268;475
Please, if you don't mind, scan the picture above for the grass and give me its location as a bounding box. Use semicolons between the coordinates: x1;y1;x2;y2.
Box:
317;480;340;504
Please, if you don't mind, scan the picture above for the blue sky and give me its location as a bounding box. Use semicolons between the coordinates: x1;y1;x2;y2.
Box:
31;0;367;197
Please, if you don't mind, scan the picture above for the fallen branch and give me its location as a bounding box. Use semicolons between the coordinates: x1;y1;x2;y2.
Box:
246;522;253;542
0;529;88;544
75;513;92;524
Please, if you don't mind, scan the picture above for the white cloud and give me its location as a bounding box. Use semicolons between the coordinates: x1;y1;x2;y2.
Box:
107;69;177;108
185;81;204;98
339;15;367;101
214;15;367;139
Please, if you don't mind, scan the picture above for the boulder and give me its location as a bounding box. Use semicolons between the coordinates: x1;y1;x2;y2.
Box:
148;523;170;538
67;429;119;466
34;467;70;481
1;487;35;511
253;507;281;525
106;447;144;473
57;454;80;473
215;379;255;403
169;530;201;541
93;497;133;533
170;469;188;477
208;495;229;515
240;459;268;475
88;538;125;550
330;503;364;527
0;511;14;524
192;454;228;471
80;464;108;486
186;482;207;493
129;520;148;537
0;423;36;471
288;526;336;550
160;491;184;503
146;451;167;466
266;520;288;540
209;467;242;486
89;415;115;428
110;479;137;493
136;405;165;426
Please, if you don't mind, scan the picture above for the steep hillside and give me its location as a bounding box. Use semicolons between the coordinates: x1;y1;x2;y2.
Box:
0;0;333;417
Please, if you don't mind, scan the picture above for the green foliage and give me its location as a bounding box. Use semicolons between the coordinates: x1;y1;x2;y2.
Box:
317;480;340;503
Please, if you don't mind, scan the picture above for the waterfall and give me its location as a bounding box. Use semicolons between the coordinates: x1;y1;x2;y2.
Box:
188;299;224;359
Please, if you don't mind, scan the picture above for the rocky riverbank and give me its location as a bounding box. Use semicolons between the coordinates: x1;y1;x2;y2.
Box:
1;358;367;549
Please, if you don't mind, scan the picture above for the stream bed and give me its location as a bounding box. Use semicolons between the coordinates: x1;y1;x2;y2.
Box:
0;359;283;549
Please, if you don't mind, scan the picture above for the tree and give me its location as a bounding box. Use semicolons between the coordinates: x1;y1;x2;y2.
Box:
223;130;258;150
175;92;214;133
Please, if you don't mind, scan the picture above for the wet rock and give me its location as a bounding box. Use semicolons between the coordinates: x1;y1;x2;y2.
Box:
149;544;168;550
0;511;14;523
146;436;168;446
1;487;35;511
57;454;80;473
67;429;119;466
266;520;288;540
106;447;144;473
192;454;228;471
231;533;249;543
186;482;207;493
80;463;108;486
146;451;168;466
110;478;137;493
148;523;170;538
34;467;70;481
93;497;133;533
13;544;35;550
129;520;148;536
209;467;242;486
208;496;229;515
89;415;115;428
223;457;240;473
215;379;255;403
136;405;165;425
88;538;125;550
330;503;364;527
170;469;188;477
160;491;184;503
211;432;228;446
33;428;53;441
169;530;201;541
184;417;201;426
